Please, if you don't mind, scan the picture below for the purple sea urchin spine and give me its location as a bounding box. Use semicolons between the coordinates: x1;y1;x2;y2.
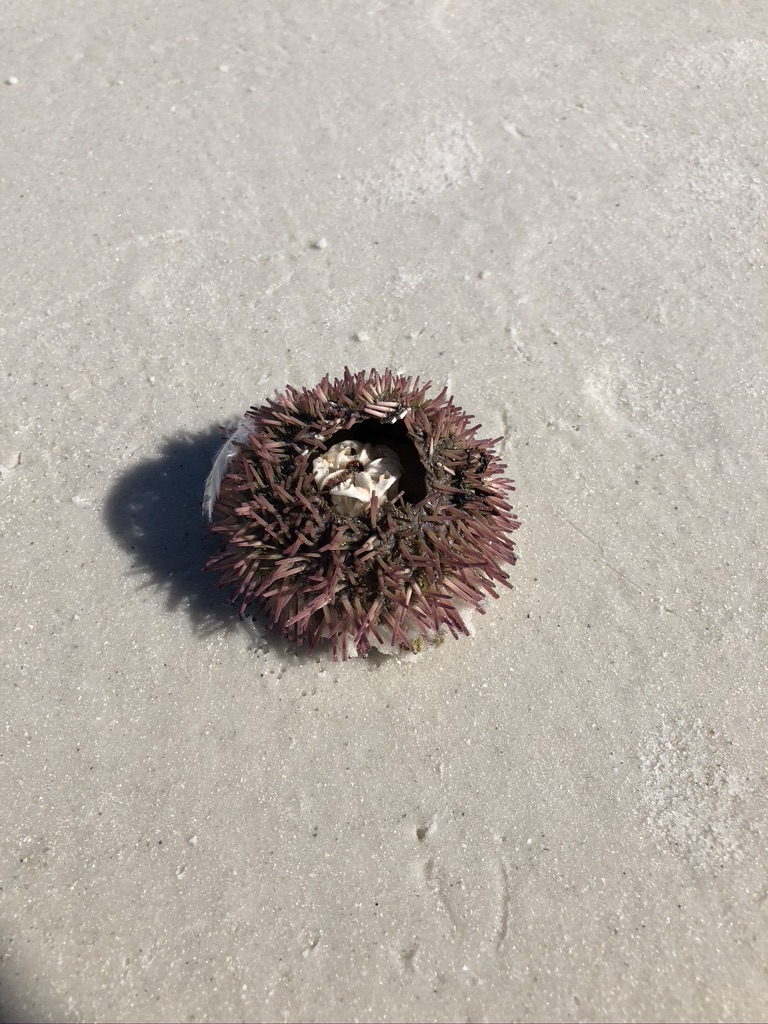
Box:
205;368;519;660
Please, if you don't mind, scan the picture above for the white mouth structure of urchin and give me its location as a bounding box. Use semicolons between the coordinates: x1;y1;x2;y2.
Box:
311;440;402;517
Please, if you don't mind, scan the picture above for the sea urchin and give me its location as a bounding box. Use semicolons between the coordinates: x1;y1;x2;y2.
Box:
204;368;519;659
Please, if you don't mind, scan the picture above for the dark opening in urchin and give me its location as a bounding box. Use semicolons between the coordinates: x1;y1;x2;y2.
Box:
204;367;520;661
317;418;428;503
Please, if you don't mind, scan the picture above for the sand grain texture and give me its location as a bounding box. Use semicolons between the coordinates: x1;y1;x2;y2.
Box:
1;1;767;1021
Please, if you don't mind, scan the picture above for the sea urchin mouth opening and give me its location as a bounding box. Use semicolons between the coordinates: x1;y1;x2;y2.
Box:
314;417;428;504
312;439;402;517
204;367;520;660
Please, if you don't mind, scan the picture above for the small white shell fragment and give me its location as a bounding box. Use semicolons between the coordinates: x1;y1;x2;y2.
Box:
313;237;328;249
6;76;19;86
0;452;21;479
354;331;370;342
312;440;402;516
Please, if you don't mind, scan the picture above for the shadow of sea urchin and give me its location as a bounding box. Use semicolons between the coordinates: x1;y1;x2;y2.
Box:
204;368;519;660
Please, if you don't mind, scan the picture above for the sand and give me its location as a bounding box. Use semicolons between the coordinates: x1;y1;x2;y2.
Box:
2;1;767;1021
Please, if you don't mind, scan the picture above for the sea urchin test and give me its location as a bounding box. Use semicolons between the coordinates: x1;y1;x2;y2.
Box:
204;368;520;659
312;440;402;517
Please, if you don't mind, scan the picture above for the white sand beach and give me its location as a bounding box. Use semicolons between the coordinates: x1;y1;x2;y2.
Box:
2;1;767;1020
